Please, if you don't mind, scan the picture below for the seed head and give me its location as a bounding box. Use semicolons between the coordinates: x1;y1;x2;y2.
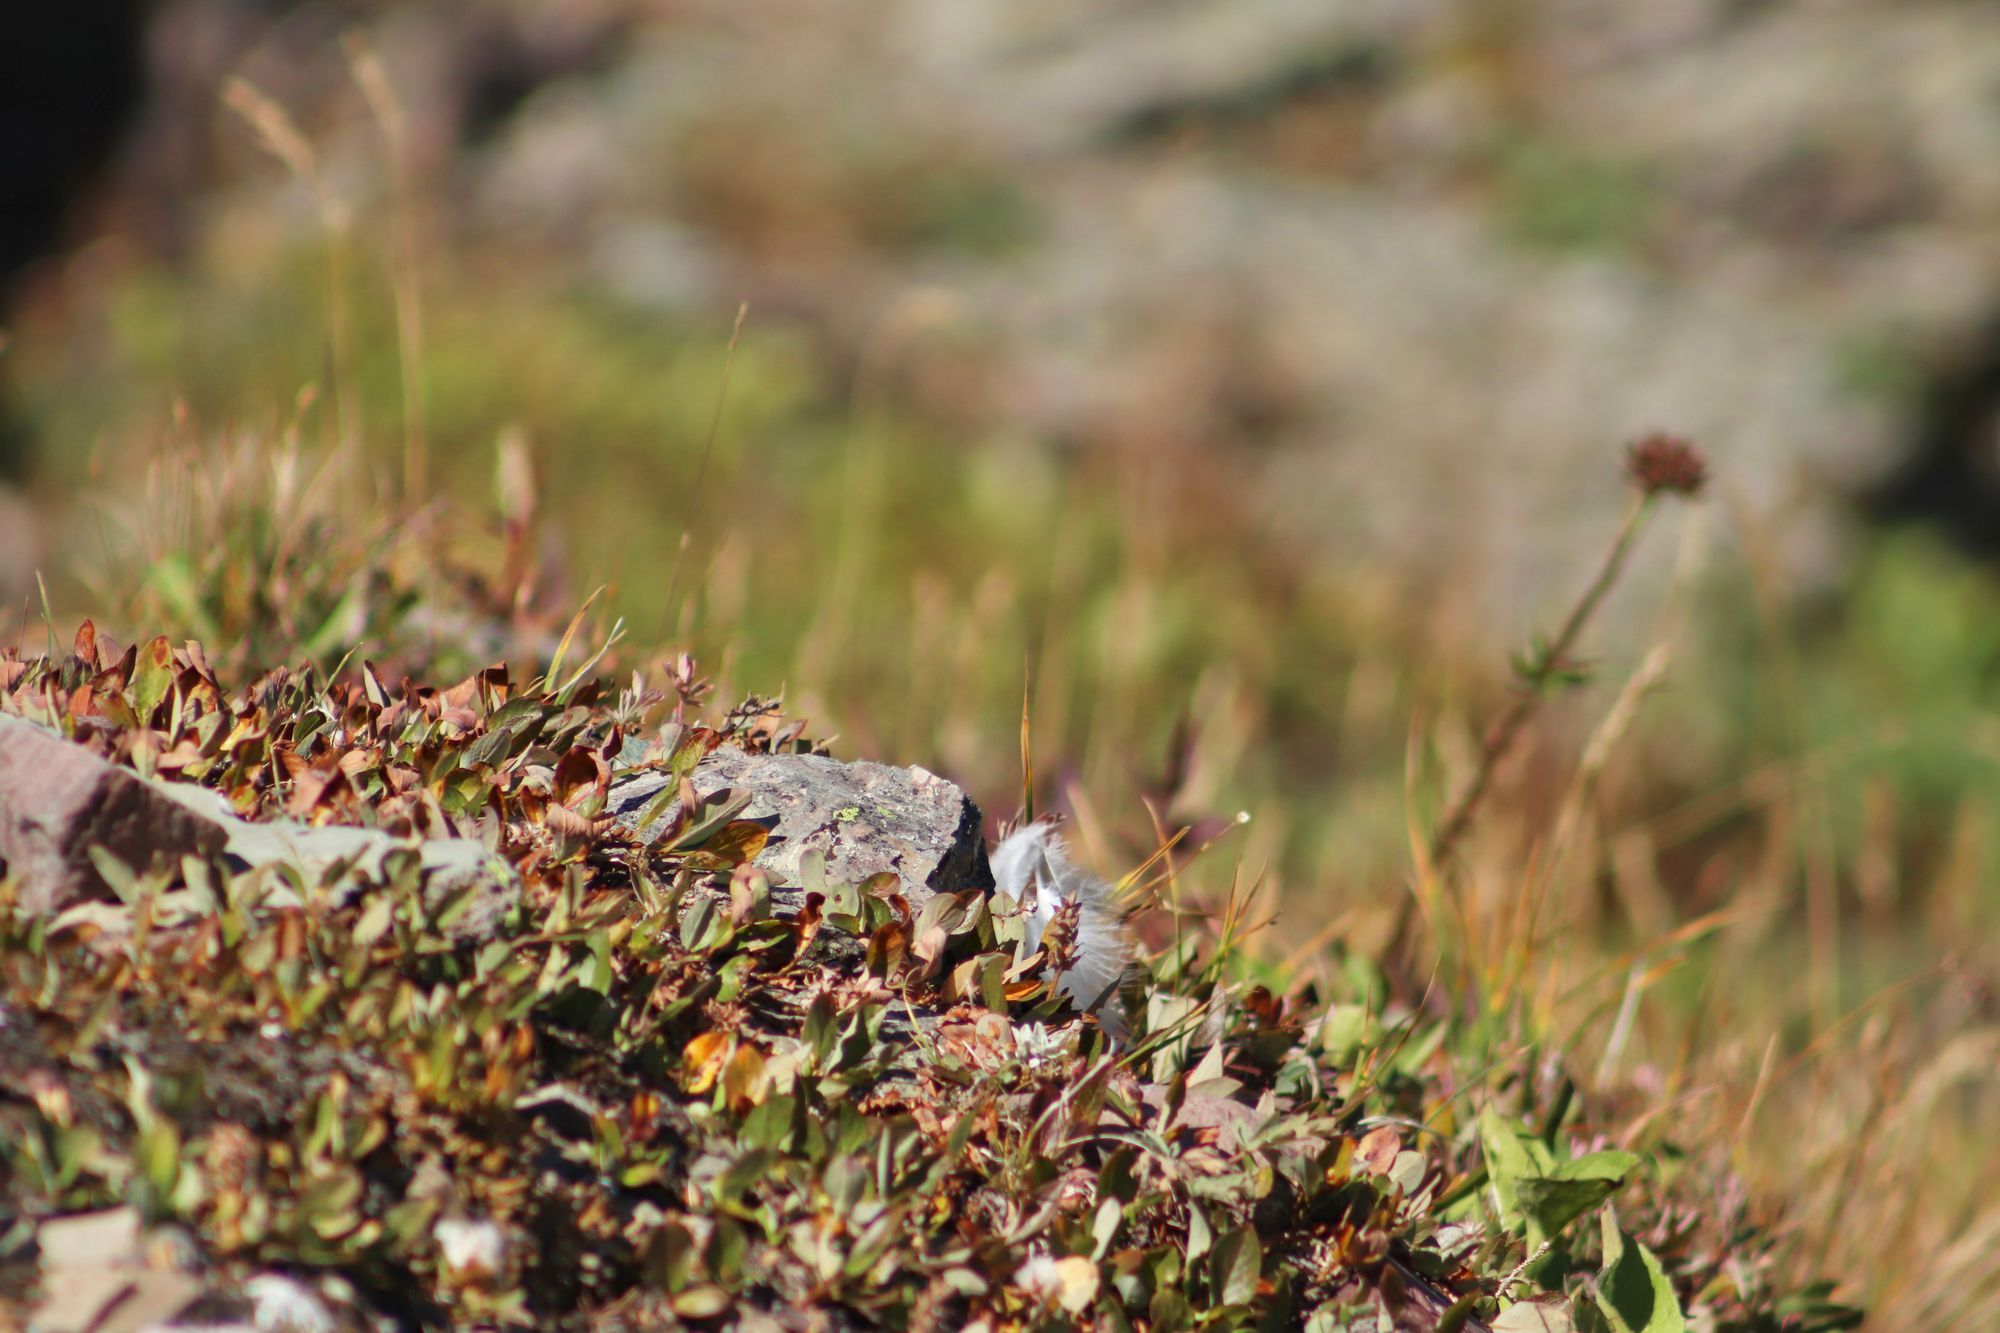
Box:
1625;433;1707;497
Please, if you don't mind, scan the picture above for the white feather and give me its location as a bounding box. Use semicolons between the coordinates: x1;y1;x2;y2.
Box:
990;822;1131;1040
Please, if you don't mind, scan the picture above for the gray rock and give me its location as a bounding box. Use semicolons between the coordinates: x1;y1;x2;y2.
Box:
608;747;992;909
0;713;519;940
0;713;228;914
507;0;2000;639
149;781;520;943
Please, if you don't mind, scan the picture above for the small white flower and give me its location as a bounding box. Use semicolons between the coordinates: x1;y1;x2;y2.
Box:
1013;1252;1099;1314
1014;1253;1063;1302
244;1273;337;1333
1011;1021;1076;1067
434;1216;508;1282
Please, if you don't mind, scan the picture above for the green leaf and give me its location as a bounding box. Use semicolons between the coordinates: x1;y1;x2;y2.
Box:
742;1095;797;1152
1316;1003;1371;1061
705;1216;747;1284
1098;1147;1139;1205
668;726;715;782
1479;1105;1546;1234
1210;1225;1262;1306
131;635;176;724
802;993;838;1068
354;893;396;948
1091;1198;1123;1260
797;848;829;893
1185;1203;1214;1265
384;1196;440;1244
1773;1282;1864;1332
1594;1213;1686;1333
1149;1287;1193;1333
1516;1151;1640;1241
86;847;143;905
678;896;732;954
617;1159;663;1189
461;727;518;769
136;1118;181;1214
665;788;754;853
976;953;1008;1013
1479;1106;1637;1245
715;1148;776;1209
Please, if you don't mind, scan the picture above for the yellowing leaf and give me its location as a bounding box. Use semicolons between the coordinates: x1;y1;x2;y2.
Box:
682;1031;732;1095
722;1042;769;1114
132;634;176;724
672;1285;733;1318
1053;1255;1100;1314
693;820;771;867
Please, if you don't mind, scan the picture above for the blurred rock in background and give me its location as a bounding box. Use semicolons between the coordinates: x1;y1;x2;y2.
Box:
6;0;2000;632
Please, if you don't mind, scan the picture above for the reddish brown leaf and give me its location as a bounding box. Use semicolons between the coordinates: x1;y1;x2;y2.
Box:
552;745;605;804
791;893;824;957
865;920;910;976
1355;1125;1402;1179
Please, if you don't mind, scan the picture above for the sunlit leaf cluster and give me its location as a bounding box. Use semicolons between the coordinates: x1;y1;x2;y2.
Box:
0;631;1856;1331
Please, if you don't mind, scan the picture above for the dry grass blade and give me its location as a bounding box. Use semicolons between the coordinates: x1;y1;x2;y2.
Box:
346;35;428;501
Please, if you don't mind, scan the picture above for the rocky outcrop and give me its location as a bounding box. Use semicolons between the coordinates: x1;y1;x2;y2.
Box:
0;713;227;914
607;745;993;911
0;713;518;938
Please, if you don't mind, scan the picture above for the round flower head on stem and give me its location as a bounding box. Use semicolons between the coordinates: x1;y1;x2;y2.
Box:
1625;433;1708;498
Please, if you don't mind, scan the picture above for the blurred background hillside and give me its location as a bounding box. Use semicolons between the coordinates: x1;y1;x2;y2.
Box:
5;2;2000;1320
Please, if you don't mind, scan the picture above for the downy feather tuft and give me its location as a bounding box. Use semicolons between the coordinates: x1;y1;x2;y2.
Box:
990;821;1132;1041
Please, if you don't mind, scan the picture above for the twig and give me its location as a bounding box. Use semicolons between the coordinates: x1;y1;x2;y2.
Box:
347;37;428;502
1428;491;1651;868
1386;434;1708;971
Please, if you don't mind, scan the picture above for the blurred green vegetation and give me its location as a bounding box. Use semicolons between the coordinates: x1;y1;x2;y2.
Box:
19;228;1446;914
27;225;2000;940
1489;134;1659;254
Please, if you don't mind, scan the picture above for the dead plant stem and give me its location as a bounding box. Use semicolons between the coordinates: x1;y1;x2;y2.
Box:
1429;492;1653;869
